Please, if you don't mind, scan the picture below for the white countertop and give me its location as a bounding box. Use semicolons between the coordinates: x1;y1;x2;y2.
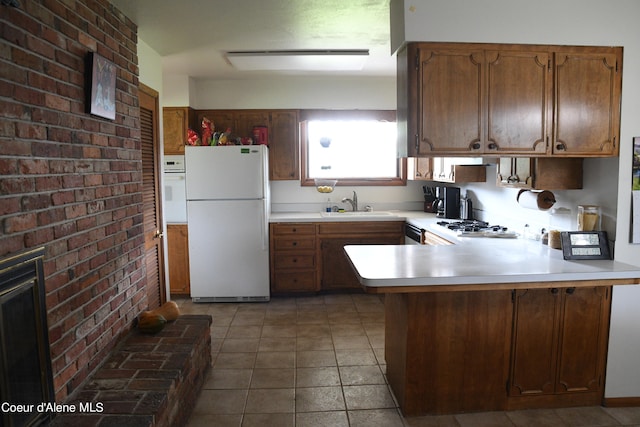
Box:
348;213;640;291
269;210;417;222
269;210;640;290
345;240;640;291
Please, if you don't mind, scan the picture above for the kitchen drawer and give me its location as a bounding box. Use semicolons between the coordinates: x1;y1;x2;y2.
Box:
274;237;316;251
271;223;316;235
272;271;316;292
274;253;316;269
318;221;404;235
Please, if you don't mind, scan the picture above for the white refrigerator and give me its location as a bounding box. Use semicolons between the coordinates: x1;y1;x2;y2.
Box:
185;145;270;302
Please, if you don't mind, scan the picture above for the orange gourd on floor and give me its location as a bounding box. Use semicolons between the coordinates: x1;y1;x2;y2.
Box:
136;301;180;333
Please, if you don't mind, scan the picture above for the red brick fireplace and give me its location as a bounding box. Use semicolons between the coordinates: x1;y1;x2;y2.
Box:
1;0;148;407
0;248;55;426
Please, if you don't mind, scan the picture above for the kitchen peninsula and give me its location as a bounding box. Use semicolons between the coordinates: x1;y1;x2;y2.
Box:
344;223;640;416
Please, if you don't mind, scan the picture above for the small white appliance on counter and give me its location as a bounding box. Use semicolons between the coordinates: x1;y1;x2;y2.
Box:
185;145;270;302
163;155;187;223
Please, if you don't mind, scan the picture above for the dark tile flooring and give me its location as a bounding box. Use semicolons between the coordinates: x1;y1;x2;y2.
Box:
176;294;640;427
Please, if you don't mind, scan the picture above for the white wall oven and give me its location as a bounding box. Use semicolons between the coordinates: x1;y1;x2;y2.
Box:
164;155;187;223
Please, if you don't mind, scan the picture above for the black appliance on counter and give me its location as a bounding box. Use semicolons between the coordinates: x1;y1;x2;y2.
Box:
436;186;460;219
422;186;437;212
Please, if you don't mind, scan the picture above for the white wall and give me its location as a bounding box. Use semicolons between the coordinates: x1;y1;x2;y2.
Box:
162;74;191;106
138;40;162;94
190;75;419;212
191;76;396;110
392;0;640;400
463;159;620;241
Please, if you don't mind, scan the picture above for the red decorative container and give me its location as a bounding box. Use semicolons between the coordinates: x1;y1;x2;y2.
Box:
252;126;268;146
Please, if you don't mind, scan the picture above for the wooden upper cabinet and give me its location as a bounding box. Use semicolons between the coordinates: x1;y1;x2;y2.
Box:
192;109;300;180
400;42;622;158
407;157;433;180
235;111;270;141
195;110;235;135
163;107;194;154
497;157;583;190
269;111;299;180
497;158;533;188
416;45;484;155
196;110;235;136
486;49;550;155
553;49;622;156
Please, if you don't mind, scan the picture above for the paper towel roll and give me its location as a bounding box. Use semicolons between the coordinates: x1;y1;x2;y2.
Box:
517;190;556;210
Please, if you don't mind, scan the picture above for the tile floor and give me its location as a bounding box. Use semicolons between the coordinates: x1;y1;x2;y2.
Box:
177;294;640;427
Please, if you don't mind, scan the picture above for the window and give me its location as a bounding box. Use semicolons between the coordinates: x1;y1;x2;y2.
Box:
300;110;406;187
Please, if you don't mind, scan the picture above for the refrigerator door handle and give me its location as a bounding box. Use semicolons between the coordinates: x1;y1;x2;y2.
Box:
261;200;268;251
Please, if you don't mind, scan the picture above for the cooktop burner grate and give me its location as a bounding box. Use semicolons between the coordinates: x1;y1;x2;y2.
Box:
436;220;509;233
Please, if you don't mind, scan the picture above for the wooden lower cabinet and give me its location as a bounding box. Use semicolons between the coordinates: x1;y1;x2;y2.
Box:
269;221;404;293
270;223;317;293
167;224;190;295
507;286;610;409
318;222;404;291
385;285;612;416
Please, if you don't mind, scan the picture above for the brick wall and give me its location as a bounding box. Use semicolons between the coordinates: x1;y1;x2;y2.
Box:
0;0;147;402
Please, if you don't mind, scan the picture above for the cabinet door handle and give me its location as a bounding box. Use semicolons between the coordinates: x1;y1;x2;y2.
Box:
556;143;566;151
507;175;520;183
292;242;297;246
488;143;497;150
472;142;481;150
551;288;559;294
566;287;576;294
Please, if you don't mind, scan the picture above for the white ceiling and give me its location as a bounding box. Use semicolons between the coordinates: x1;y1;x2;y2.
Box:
108;0;396;80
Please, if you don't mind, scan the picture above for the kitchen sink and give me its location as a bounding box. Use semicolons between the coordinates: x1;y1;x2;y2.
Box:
321;211;396;218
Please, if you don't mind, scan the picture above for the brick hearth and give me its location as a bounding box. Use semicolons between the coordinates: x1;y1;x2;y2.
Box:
50;315;211;427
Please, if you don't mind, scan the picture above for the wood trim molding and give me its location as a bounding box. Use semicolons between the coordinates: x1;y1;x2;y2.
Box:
603;397;640;407
139;82;159;98
299;112;407;187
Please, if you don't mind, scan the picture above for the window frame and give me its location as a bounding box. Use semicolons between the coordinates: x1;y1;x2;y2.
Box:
299;110;407;187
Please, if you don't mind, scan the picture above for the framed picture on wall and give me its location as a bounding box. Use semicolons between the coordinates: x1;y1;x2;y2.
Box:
632;137;640;243
86;52;116;120
633;137;640;191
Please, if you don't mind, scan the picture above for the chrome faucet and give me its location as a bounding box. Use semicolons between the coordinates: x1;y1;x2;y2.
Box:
342;191;358;212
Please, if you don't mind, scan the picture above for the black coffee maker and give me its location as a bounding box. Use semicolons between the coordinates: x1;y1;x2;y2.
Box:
423;186;438;212
436;186;460;219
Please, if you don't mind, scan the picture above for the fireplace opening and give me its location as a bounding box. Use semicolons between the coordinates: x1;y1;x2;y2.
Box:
0;247;54;427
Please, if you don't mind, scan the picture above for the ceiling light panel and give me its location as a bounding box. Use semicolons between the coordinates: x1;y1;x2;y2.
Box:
225;49;369;71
